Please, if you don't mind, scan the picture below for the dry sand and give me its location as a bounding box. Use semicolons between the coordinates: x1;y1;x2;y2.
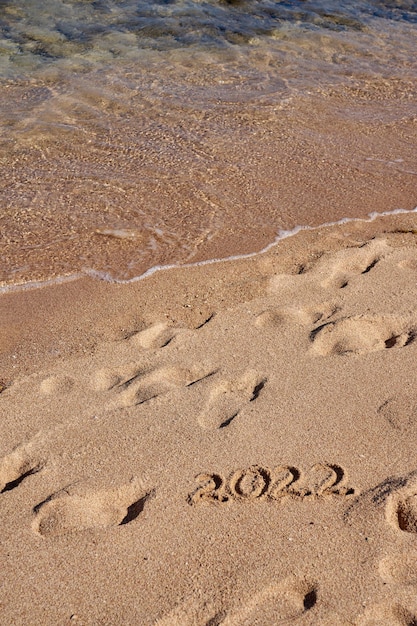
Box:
2;212;417;625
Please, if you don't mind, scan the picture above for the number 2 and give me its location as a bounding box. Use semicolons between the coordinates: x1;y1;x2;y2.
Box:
188;473;228;505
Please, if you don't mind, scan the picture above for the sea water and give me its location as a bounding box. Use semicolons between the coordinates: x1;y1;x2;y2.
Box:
1;0;416;286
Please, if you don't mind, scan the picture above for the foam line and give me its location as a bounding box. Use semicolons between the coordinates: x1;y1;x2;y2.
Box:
2;207;417;294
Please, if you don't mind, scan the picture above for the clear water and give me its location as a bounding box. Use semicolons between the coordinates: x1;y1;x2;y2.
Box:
2;1;416;85
1;1;416;286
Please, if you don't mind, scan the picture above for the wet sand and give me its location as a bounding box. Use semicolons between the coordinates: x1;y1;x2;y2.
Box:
2;82;417;288
2;213;417;624
2;3;417;622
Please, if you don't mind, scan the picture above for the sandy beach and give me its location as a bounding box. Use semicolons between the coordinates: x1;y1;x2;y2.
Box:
2;2;417;623
2;212;417;624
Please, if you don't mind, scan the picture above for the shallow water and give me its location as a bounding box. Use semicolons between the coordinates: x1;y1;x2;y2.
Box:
1;1;416;286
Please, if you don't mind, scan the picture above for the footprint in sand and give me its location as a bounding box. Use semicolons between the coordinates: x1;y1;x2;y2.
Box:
345;471;417;527
92;363;216;409
90;359;153;393
39;375;75;395
355;602;417;626
0;441;44;494
32;480;153;537
197;372;267;430
268;240;388;295
309;315;417;356
379;551;417;586
341;474;417;624
377;395;417;433
381;471;417;536
372;477;417;603
127;321;177;350
255;303;339;330
154;597;225;626
303;240;388;290
387;488;417;535
222;577;317;626
155;578;317;626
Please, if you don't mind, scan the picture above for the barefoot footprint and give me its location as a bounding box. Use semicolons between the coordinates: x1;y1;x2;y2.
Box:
128;322;177;350
386;477;417;535
222;577;317;626
310;315;417;356
197;371;267;430
92;362;216;409
32;480;153;536
154;597;225;626
301;239;388;290
356;602;417;626
0;441;44;494
379;551;417;586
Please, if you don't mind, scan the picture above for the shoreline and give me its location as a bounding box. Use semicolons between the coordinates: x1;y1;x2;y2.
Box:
3;84;417;291
2;206;417;296
2;209;417;383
